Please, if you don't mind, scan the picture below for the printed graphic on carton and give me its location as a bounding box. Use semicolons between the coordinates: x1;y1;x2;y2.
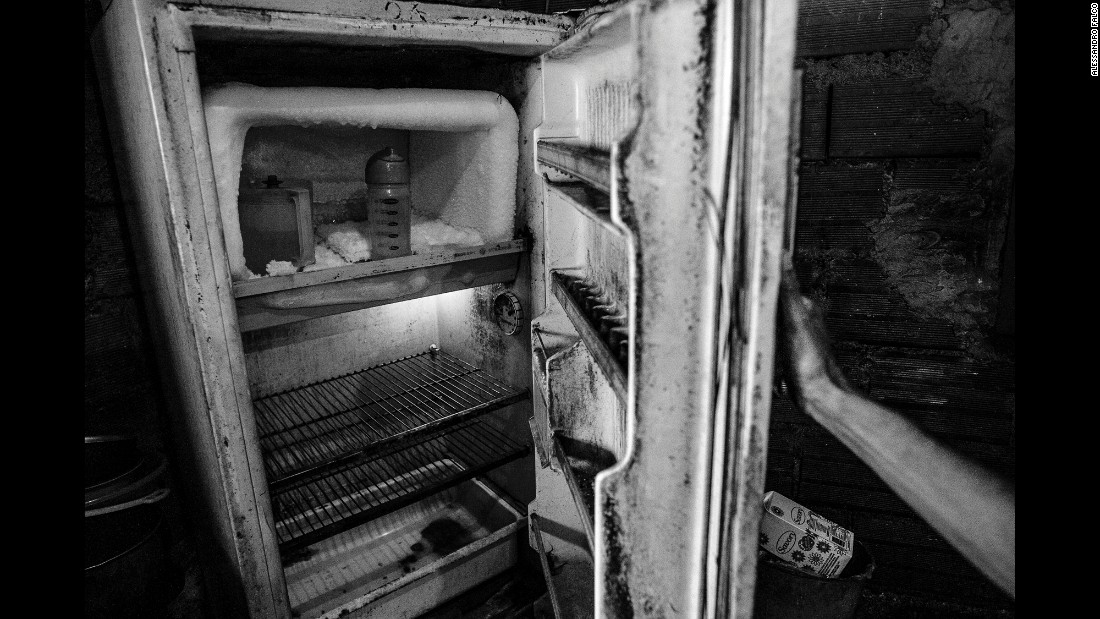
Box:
759;491;854;577
798;533;816;551
806;512;853;553
790;505;806;524
775;531;797;554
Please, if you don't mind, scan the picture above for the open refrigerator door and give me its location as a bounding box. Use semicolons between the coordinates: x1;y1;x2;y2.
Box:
527;0;799;617
90;0;799;617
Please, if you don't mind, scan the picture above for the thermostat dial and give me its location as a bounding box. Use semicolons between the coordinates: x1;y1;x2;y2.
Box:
492;291;524;336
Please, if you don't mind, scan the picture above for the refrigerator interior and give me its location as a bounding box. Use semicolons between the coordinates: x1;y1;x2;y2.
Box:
91;0;785;615
193;4;648;612
196;38;553;617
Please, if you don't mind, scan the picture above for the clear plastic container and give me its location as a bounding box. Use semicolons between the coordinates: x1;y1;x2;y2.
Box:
238;175;315;274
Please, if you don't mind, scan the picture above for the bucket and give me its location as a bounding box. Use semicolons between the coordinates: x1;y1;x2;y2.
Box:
85;441;182;619
85;435;139;488
753;540;875;619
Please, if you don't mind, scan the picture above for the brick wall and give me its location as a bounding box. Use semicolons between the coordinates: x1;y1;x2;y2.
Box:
766;0;1015;612
84;26;168;462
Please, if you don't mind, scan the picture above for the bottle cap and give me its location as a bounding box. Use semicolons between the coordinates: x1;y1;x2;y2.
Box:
365;147;410;184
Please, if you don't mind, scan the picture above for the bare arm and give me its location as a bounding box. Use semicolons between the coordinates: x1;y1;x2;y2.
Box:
777;260;1015;598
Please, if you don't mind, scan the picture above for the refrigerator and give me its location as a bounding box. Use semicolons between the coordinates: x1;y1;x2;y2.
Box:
90;0;800;616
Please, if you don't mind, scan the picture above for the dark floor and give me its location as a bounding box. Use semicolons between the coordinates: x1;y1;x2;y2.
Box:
853;591;1015;619
161;537;1014;619
415;560;548;619
423;562;1018;619
166;539;210;619
163;539;549;619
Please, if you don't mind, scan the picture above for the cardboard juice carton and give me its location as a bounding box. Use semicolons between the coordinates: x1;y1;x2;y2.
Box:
759;491;854;577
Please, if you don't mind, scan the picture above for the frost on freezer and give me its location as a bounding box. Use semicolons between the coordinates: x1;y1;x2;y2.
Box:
243;217;487;279
201;83;519;283
304;243;349;272
410;214;485;254
260;261;298;278
317;221;374;263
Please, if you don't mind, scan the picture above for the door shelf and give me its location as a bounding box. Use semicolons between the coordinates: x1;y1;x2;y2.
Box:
233;240;526;332
537;140;612;195
272;417;528;555
545;179;620;234
255;349;528;489
549;271;628;402
551;433;617;554
530;316;581;408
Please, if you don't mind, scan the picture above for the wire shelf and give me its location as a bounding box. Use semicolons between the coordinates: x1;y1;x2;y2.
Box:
254;349;528;488
272;417;528;554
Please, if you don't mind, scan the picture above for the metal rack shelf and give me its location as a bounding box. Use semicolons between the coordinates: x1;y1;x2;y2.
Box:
255;349;528;489
272;418;528;555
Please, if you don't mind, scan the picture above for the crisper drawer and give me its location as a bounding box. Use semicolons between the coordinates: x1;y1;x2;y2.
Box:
284;473;526;619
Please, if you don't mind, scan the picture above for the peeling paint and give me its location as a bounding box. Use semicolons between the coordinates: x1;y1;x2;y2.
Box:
926;6;1014;169
796;2;1014;361
802;49;934;92
867;193;1000;356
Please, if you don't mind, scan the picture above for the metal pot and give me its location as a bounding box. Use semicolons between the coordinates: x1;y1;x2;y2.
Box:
753;540;875;619
85;448;167;511
84;442;181;618
85;435;139;489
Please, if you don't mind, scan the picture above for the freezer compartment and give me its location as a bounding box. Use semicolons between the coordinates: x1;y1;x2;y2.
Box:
200;84;526;331
284;471;526;619
205;85;519;281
